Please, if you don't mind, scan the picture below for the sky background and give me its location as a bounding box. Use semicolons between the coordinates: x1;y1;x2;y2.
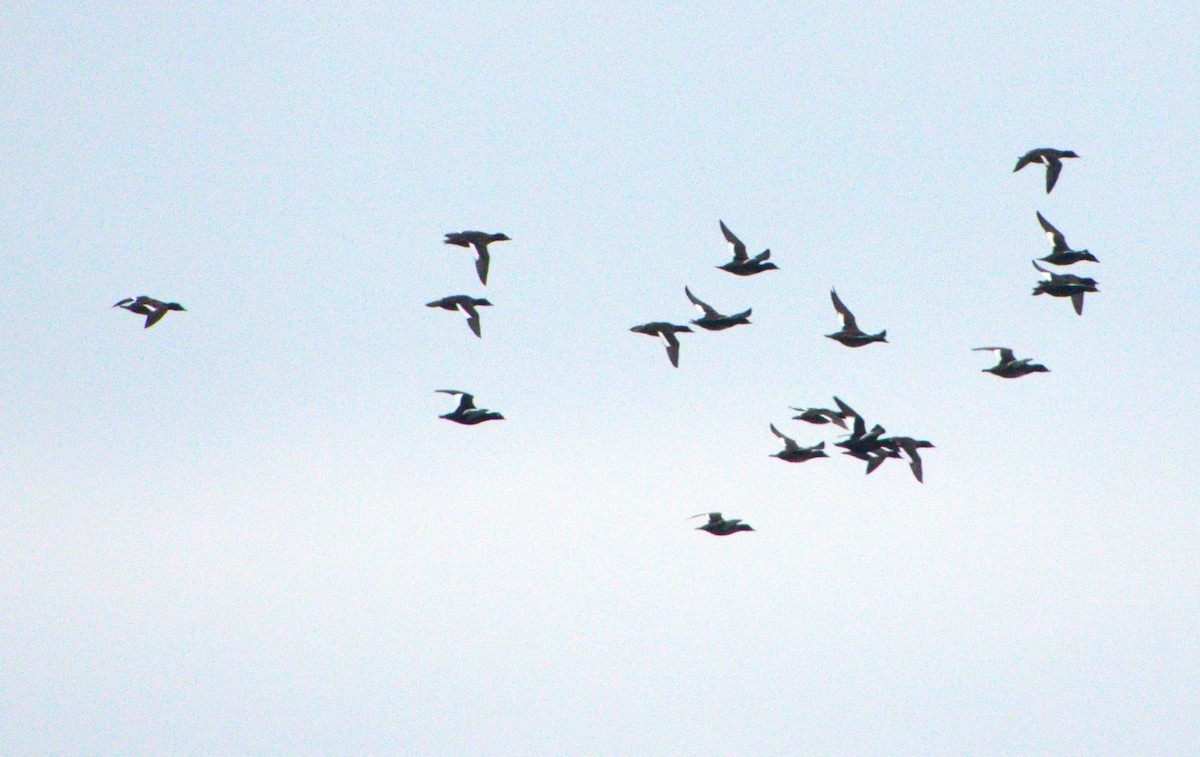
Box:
3;3;1199;754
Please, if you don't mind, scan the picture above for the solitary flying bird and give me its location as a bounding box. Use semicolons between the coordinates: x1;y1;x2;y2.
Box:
443;231;510;285
1032;260;1099;315
689;512;755;536
973;346;1050;378
684;286;751;330
769;423;829;463
826;289;887;347
436;389;504;425
1014;148;1079;193
426;295;493;337
112;296;186;328
1036;212;1098;266
630;322;692;367
716;220;778;276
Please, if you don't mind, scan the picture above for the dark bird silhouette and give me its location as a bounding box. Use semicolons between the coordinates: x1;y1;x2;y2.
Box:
717;220;778;276
689;512;755;536
443;231;510;285
973;347;1050;378
112;296;186;328
630;322;692;367
1014;148;1079;193
1032;260;1099;315
436;389;504;424
826;289;887;347
426;295;493;337
789;405;849;429
832;399;888;460
872;436;935;483
684;286;751;330
769;423;829;463
1036;212;1098;266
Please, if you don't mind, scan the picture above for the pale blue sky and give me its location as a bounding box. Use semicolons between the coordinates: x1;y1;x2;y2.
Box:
3;3;1199;755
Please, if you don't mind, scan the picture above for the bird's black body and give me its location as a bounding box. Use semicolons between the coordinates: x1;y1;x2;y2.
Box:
437;389;504;424
113;296;186;328
716;220;778;276
973;347;1050;378
443;231;510;285
690;512;755;536
1014;147;1079;193
1032;260;1099;315
630;322;692;367
826;289;887;347
426;294;493;338
769;424;829;463
684;286;751;330
1036;212;1098;266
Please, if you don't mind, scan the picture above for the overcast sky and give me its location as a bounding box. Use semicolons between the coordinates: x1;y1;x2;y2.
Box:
3;3;1199;755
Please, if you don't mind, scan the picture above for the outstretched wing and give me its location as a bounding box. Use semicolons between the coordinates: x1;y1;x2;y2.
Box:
685;286;718;317
973;346;1015;364
662;331;682;367
1045;157;1063;193
1036;212;1069;253
1013;151;1041;172
719;220;747;262
830;289;859;330
473;247;490;285
770;423;799;451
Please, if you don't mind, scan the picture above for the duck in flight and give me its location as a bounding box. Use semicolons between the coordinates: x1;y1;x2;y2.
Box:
1032;260;1099;315
436;390;504;425
630;322;692;367
113;296;186;328
869;436;935;483
973;347;1050;378
769;423;829;463
426;295;493;338
689;512;755;536
1036;212;1098;266
443;231;510;285
826;289;887;347
789;403;849;429
717;220;778;276
684;286;751;330
1014;147;1079;193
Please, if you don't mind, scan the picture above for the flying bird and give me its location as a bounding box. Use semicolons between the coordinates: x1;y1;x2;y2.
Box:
973;347;1050;378
789;405;849;429
426;295;493;338
684;286;751;330
112;296;186;328
769;423;829;463
826;289;887;347
1013;147;1079;193
630;322;692;367
1032;260;1099;315
688;512;755;536
443;231;510;285
716;220;778;276
1036;212;1098;266
873;436;935;483
436;389;504;425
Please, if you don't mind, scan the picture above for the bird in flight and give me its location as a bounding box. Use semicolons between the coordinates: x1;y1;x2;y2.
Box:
1036;212;1098;266
112;296;186;328
684;286;751;331
973;347;1050;378
716;220;778;276
443;231;510;285
630;322;692;367
426;295;493;338
1013;147;1079;193
826;289;887;347
688;512;755;536
436;390;504;424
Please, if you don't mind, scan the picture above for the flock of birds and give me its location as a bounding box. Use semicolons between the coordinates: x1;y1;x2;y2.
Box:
112;148;1097;537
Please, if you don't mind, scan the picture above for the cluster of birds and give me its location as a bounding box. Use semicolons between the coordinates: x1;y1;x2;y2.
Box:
111;148;1097;538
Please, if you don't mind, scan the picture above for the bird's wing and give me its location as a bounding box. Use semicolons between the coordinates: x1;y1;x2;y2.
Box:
113;298;134;308
662;331;682;367
830;289;859;330
1036;212;1069;252
460;302;482;337
1013;151;1039;172
685;286;718;317
770;423;799;451
474;248;490;285
750;249;771;263
973;346;1014;364
1045;157;1063;193
1070;292;1085;315
143;308;168;328
719;220;747;261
